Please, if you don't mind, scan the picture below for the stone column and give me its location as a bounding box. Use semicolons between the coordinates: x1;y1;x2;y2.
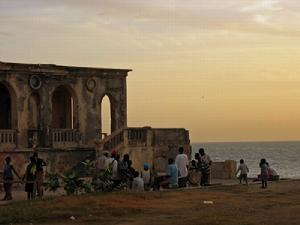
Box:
39;87;52;147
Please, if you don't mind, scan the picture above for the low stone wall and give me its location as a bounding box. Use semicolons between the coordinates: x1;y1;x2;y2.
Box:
0;148;96;177
211;160;237;179
113;128;191;173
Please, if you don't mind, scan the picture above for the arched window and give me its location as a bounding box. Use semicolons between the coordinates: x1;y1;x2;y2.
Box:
52;86;75;129
101;95;111;135
0;82;11;129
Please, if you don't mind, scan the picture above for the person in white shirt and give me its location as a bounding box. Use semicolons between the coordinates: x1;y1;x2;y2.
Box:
235;159;249;185
132;171;144;191
175;147;189;188
96;152;108;171
111;154;121;188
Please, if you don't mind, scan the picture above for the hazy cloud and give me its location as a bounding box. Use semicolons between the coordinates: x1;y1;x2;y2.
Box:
1;0;299;37
254;14;270;25
240;0;282;12
0;32;12;36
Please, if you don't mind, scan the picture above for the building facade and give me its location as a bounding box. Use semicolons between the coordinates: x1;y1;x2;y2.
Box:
0;61;192;176
0;61;130;151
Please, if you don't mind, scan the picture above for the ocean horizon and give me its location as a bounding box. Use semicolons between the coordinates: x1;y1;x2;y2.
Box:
191;140;300;179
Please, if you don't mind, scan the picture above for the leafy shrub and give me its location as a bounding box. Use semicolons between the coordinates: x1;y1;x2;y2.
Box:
45;173;60;192
92;169;114;192
62;171;84;195
81;159;95;176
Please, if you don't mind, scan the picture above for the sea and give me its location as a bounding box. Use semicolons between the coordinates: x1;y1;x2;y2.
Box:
191;141;300;179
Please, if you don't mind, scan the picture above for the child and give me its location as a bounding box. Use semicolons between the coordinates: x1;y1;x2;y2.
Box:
260;158;268;188
2;156;20;201
160;158;178;189
141;163;151;190
236;159;249;185
23;157;37;200
132;171;144;191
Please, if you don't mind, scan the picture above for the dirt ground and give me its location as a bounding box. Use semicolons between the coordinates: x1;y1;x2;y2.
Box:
1;180;300;225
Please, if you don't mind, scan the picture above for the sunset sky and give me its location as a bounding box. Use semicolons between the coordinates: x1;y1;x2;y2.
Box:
1;0;300;142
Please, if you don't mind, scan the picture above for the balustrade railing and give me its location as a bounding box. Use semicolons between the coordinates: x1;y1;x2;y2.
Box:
99;127;149;151
0;129;16;148
127;128;147;145
52;129;79;148
101;128;124;151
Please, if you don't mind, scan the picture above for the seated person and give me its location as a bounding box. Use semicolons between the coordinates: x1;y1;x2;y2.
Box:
132;171;144;191
190;160;197;170
188;160;201;186
266;163;279;181
159;158;178;189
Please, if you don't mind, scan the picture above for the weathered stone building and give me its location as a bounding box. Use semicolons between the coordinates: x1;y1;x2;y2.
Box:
0;61;191;175
0;61;129;150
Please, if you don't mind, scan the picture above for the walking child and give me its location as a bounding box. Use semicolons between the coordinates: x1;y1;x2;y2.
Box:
235;159;249;185
141;163;151;190
260;158;268;188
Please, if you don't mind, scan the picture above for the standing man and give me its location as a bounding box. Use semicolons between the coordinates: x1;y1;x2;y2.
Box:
175;147;189;188
33;152;46;198
2;156;21;201
198;148;212;185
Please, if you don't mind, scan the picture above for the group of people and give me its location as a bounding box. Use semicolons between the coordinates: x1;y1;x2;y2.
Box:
3;147;279;201
154;147;212;190
235;158;278;188
2;152;46;201
95;150;150;191
95;147;213;191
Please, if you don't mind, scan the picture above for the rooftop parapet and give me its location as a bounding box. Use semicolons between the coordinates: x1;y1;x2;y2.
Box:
0;61;131;76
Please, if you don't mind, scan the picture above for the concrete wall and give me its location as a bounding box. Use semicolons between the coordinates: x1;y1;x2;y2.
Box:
0;149;96;177
211;160;237;179
106;127;192;173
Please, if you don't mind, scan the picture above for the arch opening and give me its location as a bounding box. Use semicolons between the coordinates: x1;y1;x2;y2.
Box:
101;95;111;136
0;82;12;129
52;86;75;129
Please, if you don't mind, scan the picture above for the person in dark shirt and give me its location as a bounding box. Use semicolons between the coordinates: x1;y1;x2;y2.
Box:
195;153;210;186
33;152;46;198
23;157;37;200
2;156;20;201
117;154;132;187
127;160;136;188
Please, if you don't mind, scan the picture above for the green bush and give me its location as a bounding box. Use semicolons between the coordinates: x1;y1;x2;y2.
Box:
45;173;60;192
92;169;114;192
62;171;84;195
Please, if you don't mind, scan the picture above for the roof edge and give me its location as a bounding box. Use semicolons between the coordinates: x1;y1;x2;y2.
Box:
0;61;132;73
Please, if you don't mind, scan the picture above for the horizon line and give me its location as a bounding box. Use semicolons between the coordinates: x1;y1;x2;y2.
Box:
191;139;300;144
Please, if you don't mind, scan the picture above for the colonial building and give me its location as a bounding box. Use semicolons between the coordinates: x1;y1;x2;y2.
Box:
0;61;191;175
0;61;129;150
